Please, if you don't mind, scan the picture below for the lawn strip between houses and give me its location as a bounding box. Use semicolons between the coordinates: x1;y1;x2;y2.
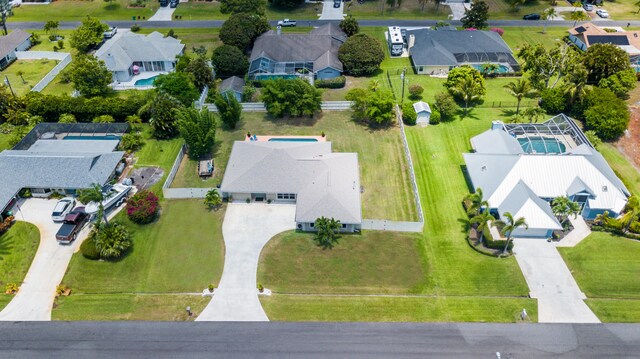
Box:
0;222;40;311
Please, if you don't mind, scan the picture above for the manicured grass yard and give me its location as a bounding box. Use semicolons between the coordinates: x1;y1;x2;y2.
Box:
171;111;418;221
258;230;425;294
0;59;58;96
559;232;640;322
0;134;11;151
9;0;158;22
599;143;640;196
54;200;225;320
135;125;184;194
0;222;40;311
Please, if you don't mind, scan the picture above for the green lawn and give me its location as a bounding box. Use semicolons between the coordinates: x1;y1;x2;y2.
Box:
258;230;425;294
0;59;58;96
9;0;158;22
134;125;184;194
0;222;40;311
599;143;640;196
0;134;11;151
53;294;210;321
138;28;222;56
559;232;640;322
262;295;537;322
59;200;225;294
171;111;418;221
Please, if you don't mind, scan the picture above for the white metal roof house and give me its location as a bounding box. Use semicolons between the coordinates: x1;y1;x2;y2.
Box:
220;140;362;232
0;123;128;215
0;29;31;69
95;31;185;84
406;28;519;76
413;101;431;124
463;115;629;238
248;23;346;81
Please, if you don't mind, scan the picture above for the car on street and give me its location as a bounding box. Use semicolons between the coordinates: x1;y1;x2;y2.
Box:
522;13;540;20
55;207;88;243
596;9;609;18
103;27;117;39
583;3;593;11
169;0;178;7
277;19;297;27
51;197;76;222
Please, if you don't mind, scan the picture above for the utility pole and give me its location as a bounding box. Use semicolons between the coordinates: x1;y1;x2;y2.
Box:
4;75;14;97
400;67;407;105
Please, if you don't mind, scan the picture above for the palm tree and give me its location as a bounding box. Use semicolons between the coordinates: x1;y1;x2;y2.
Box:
542;8;557;34
503;79;537;115
494;212;528;255
470;208;495;245
16;71;26;84
450;77;482;114
621;196;640;233
78;183;108;227
570;10;589;27
314;217;341;249
564;66;589;106
464;188;485;216
551;196;581;227
479;63;498;77
204;189;222;210
369;80;381;92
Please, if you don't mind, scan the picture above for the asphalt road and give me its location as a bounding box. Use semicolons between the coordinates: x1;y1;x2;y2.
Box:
8;19;640;30
1;322;640;358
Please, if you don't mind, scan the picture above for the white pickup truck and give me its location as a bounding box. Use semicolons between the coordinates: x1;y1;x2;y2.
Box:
277;19;297;27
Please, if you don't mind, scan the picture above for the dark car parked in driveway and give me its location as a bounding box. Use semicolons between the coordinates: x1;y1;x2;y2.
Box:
523;13;540;20
55;207;88;243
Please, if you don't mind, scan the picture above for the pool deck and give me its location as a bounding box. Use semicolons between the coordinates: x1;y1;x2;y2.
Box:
111;71;167;91
246;135;327;142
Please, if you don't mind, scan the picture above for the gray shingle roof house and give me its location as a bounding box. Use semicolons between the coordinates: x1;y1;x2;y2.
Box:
95;31;185;83
0;29;32;69
464;115;629;238
0;124;127;214
219;76;245;102
220;141;362;232
248;23;346;81
406;28;519;76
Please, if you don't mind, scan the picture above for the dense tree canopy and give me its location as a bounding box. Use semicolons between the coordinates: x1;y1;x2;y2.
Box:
149;92;183;139
584;43;631;83
461;1;489;29
339;15;360;37
338;34;385;76
70;16;108;53
220;0;266;14
154;72;199;107
260;78;322;118
598;68;636;99
444;66;486;109
68;55;112;98
269;0;304;8
444;66;486;95
583;88;630;141
517;43;581;90
214;93;242;129
175;108;217;159
184;56;215;91
211;45;249;79
219;13;270;51
434;92;459;121
346;86;395;126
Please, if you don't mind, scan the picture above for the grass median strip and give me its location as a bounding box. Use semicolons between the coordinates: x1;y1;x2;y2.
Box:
0;222;40;311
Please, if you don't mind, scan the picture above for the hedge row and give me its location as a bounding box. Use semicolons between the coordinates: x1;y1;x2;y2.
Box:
24;92;148;123
315;76;346;89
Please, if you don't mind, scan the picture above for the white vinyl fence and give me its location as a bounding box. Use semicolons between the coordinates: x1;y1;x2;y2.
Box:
161;143;218;199
15;51;72;92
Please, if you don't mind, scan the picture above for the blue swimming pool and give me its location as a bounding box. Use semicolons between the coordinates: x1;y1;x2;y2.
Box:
518;137;566;154
471;64;511;74
268;138;318;142
64;135;122;140
134;76;158;86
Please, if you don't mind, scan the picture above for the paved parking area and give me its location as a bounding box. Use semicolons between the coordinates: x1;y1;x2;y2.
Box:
319;0;345;20
196;203;296;321
513;238;600;323
148;6;176;21
0;199;87;321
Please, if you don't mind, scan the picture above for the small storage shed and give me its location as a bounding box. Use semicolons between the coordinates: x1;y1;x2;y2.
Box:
413;101;431;124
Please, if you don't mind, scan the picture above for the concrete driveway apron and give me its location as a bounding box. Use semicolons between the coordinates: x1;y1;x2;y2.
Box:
0;199;87;321
513;238;600;323
197;203;296;321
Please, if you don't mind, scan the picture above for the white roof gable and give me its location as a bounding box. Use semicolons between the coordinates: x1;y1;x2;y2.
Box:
413;101;431;114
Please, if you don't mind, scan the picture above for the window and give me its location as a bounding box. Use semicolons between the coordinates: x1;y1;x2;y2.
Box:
277;193;296;200
341;224;347;229
310;222;314;228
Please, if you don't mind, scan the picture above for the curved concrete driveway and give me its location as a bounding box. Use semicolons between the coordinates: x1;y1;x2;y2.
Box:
0;199;87;321
196;203;296;321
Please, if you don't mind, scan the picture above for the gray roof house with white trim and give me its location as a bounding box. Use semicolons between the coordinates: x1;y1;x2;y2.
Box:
219;76;245;102
248;23;346;81
0;29;32;69
463;115;629;238
220;141;362;232
95;31;184;83
406;28;519;76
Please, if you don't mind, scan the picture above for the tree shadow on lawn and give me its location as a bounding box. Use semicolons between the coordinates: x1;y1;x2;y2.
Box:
457;108;480;121
501;108;517;118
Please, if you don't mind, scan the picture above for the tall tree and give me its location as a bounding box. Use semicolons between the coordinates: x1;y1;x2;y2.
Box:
584;43;632;83
564;65;589;106
494;212;528;255
43;20;59;38
0;0;12;35
219;13;269;51
219;0;266;14
314;217;341;249
70;16;108;53
154;72;199;107
542;8;557;34
338;33;385;76
517;43;582;90
184;56;214;91
551;196;581;227
69;55;112;97
470;208;495;245
260;78;322;118
461;0;489;29
339;15;360;37
503;79;537;115
78;183;109;227
211;45;249;79
214;93;242;129
621;196;640;233
346;86;395;126
570;10;589;27
464;188;485;216
175;108;216;160
449;77;483;113
149;92;183;139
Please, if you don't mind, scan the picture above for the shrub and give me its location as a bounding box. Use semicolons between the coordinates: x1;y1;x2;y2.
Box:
57;39;64;49
315;76;346;89
119;132;144;151
92;222;132;259
130;24;141;32
629;221;640;234
402;102;417;125
93;115;114;123
434;92;459;121
430;109;441;125
490;27;504;36
126;190;160;224
408;84;424;99
0;215;15;236
58;113;76;123
48;34;57;41
80;238;101;260
539;87;566;114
